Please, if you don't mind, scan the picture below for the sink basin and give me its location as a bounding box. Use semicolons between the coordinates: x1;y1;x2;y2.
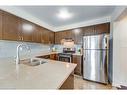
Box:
20;58;47;66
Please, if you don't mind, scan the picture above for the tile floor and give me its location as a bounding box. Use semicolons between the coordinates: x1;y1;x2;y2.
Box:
74;75;116;90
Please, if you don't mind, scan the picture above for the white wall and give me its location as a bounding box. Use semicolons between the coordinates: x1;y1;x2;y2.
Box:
113;11;127;86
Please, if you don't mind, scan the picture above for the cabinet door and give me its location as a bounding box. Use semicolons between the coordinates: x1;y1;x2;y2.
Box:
83;26;95;36
32;25;41;43
0;10;2;39
45;29;51;44
55;32;61;44
49;31;54;44
95;23;110;34
55;31;70;44
50;54;56;60
72;55;82;75
60;72;74;89
72;28;83;44
41;28;48;44
2;11;21;41
65;30;74;39
40;28;44;43
21;19;35;42
39;27;54;44
50;54;58;60
55;29;82;44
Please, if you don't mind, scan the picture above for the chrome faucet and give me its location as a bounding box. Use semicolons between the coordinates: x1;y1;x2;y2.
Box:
16;43;31;65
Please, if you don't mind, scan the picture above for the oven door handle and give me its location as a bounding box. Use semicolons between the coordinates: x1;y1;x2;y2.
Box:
58;55;72;63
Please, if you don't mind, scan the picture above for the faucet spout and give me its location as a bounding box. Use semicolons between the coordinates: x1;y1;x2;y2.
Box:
16;43;31;65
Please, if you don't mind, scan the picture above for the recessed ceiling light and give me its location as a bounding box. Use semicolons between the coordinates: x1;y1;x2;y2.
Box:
57;8;73;20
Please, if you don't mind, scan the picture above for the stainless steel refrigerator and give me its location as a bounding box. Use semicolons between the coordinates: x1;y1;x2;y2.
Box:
83;34;109;84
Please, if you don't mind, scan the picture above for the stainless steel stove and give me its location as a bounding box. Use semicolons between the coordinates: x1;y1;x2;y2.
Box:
58;48;76;63
58;53;72;63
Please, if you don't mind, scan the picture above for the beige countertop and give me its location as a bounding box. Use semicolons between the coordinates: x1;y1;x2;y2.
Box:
0;57;76;89
32;51;83;57
34;51;60;57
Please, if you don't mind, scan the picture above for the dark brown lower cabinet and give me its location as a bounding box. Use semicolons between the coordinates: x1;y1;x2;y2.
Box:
36;55;50;59
50;54;58;60
60;72;74;89
38;54;83;76
36;54;58;60
72;55;83;76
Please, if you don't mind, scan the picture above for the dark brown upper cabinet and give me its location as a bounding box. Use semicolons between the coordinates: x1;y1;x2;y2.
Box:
55;32;61;44
82;26;95;36
54;23;110;44
94;23;110;34
21;19;35;42
32;25;42;43
72;28;83;44
40;28;54;44
49;31;55;44
45;29;51;44
0;10;55;44
0;10;2;40
2;11;21;41
55;31;67;44
83;23;110;36
0;10;109;45
42;28;52;44
40;28;47;44
65;30;74;40
55;29;83;44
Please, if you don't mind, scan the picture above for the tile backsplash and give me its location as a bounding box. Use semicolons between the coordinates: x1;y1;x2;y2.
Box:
0;40;82;58
0;40;51;58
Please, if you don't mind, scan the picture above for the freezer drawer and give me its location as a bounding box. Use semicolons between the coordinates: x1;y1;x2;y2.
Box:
83;49;108;83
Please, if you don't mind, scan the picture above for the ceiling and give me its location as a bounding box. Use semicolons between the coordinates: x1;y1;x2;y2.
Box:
17;6;115;27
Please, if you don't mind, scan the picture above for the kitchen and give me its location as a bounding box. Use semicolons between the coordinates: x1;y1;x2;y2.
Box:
0;6;126;90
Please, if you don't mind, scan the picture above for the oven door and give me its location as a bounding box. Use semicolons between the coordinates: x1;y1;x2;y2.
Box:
58;55;72;63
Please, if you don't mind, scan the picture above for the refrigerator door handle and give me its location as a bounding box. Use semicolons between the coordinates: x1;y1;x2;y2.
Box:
105;37;107;49
105;35;109;49
84;57;85;60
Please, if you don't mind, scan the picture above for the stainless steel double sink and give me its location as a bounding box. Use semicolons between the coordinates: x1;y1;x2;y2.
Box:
20;58;47;66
